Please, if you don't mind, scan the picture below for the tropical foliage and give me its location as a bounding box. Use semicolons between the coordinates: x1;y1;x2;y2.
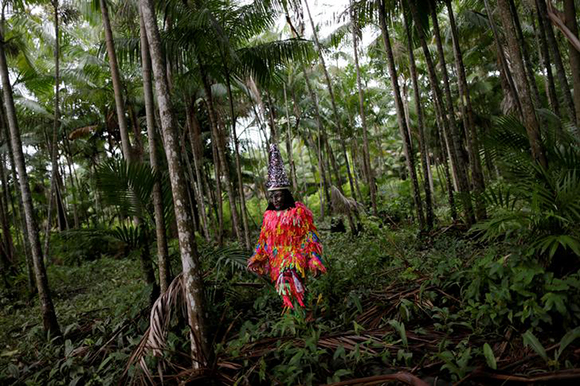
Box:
1;0;580;384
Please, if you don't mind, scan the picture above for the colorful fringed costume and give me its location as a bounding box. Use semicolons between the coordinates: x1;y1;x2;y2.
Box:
248;202;325;308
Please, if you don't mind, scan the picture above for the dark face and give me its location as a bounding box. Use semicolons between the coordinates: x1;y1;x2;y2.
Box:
269;190;287;211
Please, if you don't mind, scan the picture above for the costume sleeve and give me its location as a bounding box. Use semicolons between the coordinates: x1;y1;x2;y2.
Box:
301;212;326;275
247;221;269;275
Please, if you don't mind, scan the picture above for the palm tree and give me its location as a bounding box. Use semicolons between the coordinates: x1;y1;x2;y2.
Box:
534;0;576;125
99;0;133;160
305;0;357;204
138;7;170;293
444;0;486;220
408;0;474;224
401;1;434;229
377;0;425;228
563;0;580;121
139;0;209;365
496;0;548;168
0;8;60;336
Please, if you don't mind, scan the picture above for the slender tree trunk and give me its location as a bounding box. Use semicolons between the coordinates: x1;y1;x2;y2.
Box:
100;0;133;160
305;0;356;199
225;71;251;249
1;108;34;293
283;84;299;194
139;0;209;365
402;3;434;229
509;0;542;109
351;4;377;215
378;0;425;228
301;63;331;211
351;139;364;204
484;0;523;117
532;10;560;115
445;0;486;220
128;102;144;160
563;0;580;121
535;0;577;124
187;104;212;242
139;8;170;293
0;122;14;265
210;121;224;245
0;21;60;336
428;0;475;225
0;172;14;267
198;60;242;244
409;0;472;224
45;1;68;262
497;0;548;167
266;92;277;144
62;139;80;228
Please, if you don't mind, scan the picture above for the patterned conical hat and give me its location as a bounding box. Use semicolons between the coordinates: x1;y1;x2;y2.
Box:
266;144;291;191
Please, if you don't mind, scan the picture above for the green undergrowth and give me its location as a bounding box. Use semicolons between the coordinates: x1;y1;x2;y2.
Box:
2;220;580;385
0;257;151;385
205;222;580;385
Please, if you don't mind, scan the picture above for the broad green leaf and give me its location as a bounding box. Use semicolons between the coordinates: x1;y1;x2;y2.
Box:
483;343;497;370
523;330;548;361
556;327;580;360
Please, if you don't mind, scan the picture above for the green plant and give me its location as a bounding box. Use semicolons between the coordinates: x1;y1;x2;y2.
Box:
523;328;580;368
475;116;580;263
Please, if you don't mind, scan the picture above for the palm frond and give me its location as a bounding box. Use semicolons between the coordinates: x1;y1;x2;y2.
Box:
124;273;186;384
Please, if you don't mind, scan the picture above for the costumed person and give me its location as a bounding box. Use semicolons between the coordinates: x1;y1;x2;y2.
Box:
248;144;326;310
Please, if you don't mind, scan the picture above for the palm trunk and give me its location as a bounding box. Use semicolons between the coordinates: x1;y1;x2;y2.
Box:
1;109;34;293
305;0;356;199
100;0;133;160
301;63;331;211
409;0;471;224
45;1;68;261
198;59;242;244
139;8;170;293
535;0;577;124
0;155;14;264
378;0;425;228
483;0;523;117
532;10;560;115
445;0;486;220
563;0;580;121
402;3;434;229
266;92;277;144
0;175;14;268
497;0;548;168
139;0;209;365
351;139;364;204
225;71;251;249
63;141;80;228
0;21;60;336
210;120;224;245
428;0;475;225
509;0;542;109
283;84;299;194
187;103;212;242
350;3;377;215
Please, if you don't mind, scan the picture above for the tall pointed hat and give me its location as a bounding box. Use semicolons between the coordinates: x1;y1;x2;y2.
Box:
266;143;291;191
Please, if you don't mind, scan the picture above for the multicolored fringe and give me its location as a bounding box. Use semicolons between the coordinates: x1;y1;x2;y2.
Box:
248;202;326;308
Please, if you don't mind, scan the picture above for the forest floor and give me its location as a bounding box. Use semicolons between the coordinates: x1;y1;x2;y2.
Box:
1;220;580;385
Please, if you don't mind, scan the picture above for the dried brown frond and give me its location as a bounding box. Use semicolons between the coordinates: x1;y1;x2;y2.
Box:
122;274;185;385
331;186;363;215
68;125;98;140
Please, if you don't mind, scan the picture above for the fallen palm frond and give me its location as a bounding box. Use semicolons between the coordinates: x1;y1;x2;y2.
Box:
331;186;363;215
122;274;186;385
